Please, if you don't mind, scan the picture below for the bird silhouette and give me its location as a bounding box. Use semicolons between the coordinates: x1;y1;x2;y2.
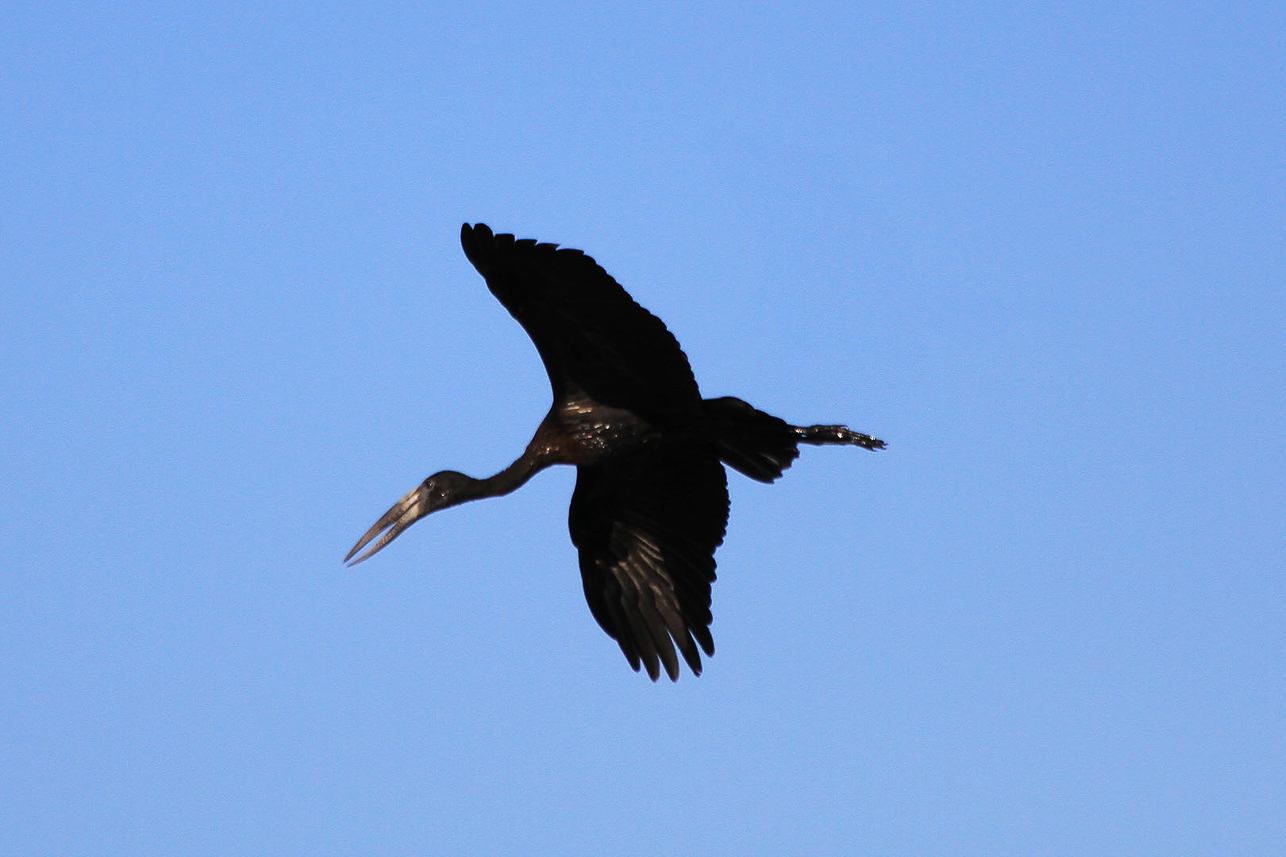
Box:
346;223;885;681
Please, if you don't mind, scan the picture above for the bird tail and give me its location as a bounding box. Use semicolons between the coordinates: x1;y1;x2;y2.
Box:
705;396;886;484
705;397;801;483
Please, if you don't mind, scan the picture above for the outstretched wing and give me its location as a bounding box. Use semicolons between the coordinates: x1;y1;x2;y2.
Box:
568;445;729;681
460;223;702;420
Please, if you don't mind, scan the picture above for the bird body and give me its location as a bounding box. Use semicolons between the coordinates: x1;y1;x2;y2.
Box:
347;224;885;681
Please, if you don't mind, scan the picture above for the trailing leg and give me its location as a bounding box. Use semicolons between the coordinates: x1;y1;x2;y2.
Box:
795;424;886;451
704;396;885;483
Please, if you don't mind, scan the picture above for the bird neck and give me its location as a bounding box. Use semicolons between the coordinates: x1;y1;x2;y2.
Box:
474;452;546;499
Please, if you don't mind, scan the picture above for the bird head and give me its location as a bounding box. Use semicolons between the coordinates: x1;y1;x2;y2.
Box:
345;470;480;565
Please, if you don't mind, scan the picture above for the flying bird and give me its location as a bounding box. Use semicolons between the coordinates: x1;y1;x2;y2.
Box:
347;224;885;680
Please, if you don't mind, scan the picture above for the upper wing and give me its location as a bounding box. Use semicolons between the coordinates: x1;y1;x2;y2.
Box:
568;445;729;681
460;223;702;420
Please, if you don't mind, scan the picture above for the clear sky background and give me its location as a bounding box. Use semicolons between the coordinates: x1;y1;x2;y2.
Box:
3;3;1282;855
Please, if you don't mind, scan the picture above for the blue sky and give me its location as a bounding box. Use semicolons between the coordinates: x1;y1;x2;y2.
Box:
3;2;1282;854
